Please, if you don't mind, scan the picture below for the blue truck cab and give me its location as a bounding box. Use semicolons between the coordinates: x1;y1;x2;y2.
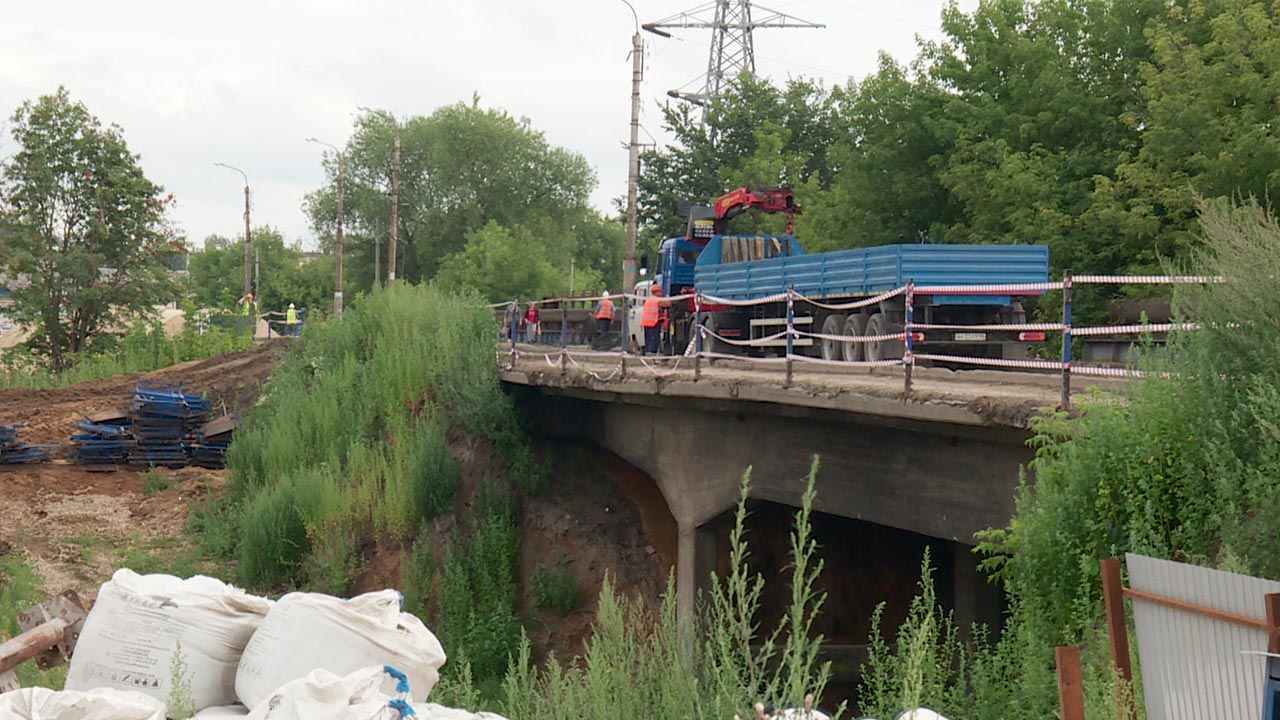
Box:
655;233;804;298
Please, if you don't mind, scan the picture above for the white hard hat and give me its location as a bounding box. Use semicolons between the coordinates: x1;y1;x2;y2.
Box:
289;303;295;308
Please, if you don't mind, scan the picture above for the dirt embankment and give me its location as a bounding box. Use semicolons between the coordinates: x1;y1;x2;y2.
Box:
0;342;285;601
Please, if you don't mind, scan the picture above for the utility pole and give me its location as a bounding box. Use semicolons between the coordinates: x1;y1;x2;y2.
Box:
389;135;401;283
214;163;251;298
307;138;346;317
375;238;381;287
621;0;643;293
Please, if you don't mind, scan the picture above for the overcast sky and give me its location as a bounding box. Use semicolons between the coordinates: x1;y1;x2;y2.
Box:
1;0;978;250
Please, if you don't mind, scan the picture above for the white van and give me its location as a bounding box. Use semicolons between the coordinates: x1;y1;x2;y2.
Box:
627;280;651;353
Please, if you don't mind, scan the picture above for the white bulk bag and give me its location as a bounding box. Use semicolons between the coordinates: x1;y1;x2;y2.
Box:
245;666;412;720
66;569;273;713
0;686;165;720
235;590;445;710
193;706;250;719
411;702;510;720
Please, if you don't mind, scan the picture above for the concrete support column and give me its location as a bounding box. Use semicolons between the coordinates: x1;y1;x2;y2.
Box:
677;518;719;635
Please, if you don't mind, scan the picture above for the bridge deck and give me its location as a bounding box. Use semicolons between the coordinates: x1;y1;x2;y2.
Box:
501;344;1125;430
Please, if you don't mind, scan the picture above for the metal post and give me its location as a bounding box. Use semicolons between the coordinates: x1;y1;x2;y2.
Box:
242;183;253;300
375;235;381;288
254;246;260;300
904;280;915;395
622;22;643;293
389;135;400;283
1100;558;1135;700
619;293;629;379
335;153;345;316
560;300;568;379
785;287;794;387
1061;269;1073;409
1055;646;1086;720
694;293;703;382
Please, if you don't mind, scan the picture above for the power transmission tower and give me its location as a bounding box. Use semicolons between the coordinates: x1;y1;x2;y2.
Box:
644;1;823;119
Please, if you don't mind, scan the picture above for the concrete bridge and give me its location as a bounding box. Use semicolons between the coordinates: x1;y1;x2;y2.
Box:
503;349;1123;654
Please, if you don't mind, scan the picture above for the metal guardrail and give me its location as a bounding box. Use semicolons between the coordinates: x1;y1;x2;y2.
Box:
494;272;1217;408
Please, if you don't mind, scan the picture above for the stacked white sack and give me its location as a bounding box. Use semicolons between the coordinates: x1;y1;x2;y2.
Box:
0;686;165;720
244;666;411;720
235;590;446;709
193;706;250;718
65;570;273;714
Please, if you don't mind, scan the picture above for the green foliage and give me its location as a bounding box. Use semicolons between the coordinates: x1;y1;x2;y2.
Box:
0;553;68;690
186;227;336;315
532;555;579;616
303;101;620;298
500;459;838;720
0;316;252;390
142;469;173;497
167;642;195;720
967;199;1280;716
0;87;179;371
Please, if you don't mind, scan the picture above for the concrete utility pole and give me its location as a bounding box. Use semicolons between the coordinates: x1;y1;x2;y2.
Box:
214;162;251;297
621;0;643;293
307;138;345;317
389;135;401;283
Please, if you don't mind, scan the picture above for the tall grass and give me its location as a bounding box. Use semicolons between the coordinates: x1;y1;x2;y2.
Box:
0;554;69;690
0;317;252;390
224;283;529;596
499;458;839;720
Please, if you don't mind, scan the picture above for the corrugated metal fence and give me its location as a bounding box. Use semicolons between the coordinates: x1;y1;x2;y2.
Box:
1127;552;1280;719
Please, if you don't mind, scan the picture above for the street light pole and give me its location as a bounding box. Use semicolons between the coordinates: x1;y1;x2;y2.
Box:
620;0;643;293
214;162;251;298
307;138;345;317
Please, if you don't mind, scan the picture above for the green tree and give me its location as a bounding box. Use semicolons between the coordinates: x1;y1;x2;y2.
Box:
436;221;560;302
305;99;601;288
0;87;177;370
186;227;336;316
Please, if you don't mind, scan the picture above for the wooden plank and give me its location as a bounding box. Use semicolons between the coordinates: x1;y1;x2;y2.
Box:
1122;586;1269;631
1056;645;1086;720
1266;593;1280;654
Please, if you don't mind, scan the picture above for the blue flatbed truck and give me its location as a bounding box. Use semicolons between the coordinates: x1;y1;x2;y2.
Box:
650;233;1051;362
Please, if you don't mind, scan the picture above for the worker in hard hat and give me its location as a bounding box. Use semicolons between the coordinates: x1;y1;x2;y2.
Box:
285;302;300;337
236;293;258;336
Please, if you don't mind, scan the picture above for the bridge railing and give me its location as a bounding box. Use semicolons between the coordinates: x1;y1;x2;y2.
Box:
492;272;1220;408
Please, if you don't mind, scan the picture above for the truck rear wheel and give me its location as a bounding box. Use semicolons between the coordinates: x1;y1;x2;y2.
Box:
820;314;845;361
865;313;904;363
842;314;866;363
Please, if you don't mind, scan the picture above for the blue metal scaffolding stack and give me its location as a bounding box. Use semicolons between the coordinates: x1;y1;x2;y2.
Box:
71;416;134;465
130;383;212;467
191;414;238;469
0;423;52;465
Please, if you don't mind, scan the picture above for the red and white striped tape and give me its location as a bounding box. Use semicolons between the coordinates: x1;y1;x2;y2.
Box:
788;353;903;369
912;353;1067;371
909;322;1065;333
912;282;1064;294
700;292;790;307
1071;275;1222;285
1070;364;1171;379
1069;322;1199;337
703;327;791;347
697;351;790;365
792;329;905;344
791;287;906;311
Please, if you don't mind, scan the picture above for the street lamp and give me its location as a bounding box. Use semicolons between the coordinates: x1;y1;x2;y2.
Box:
213;162;252;298
307;137;345;318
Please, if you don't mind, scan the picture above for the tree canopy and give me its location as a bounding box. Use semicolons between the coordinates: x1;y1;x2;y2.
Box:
0;87;178;370
305;99;622;301
186;227;336;316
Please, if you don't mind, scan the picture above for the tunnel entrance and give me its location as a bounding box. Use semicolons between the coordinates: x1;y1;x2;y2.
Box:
699;500;1005;710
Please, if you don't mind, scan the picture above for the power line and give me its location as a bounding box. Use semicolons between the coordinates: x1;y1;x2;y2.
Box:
816;0;939;30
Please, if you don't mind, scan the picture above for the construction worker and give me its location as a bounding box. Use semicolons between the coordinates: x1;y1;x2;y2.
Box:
236;293;258;336
285;303;299;337
641;284;666;356
593;290;615;339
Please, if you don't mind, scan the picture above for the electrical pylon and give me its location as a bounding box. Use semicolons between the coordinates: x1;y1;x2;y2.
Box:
643;0;823;118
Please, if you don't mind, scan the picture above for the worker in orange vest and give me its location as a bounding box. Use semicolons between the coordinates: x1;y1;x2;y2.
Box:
593;290;615;339
641;285;666;356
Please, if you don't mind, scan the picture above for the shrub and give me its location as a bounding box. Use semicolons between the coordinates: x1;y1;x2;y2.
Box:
532;555;579;616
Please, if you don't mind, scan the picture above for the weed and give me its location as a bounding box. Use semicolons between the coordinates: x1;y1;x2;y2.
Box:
167;641;195;720
532;554;579;616
141;469;173;497
0;553;69;689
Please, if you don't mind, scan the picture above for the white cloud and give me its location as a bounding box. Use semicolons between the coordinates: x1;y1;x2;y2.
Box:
1;0;978;250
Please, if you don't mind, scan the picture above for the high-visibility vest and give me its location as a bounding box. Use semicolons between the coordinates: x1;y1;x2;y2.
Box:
641;295;662;328
241;301;256;317
595;298;615;321
286;308;298;324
